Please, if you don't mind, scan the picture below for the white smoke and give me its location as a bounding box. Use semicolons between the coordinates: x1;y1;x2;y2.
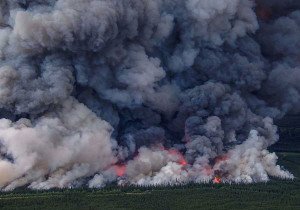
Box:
0;98;116;190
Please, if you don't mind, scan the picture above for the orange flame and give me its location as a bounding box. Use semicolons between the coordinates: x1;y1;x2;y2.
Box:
168;149;188;166
153;145;188;166
114;164;126;177
213;176;222;184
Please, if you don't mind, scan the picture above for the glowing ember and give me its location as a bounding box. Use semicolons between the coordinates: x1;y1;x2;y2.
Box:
114;165;126;177
179;159;187;166
213;176;222;184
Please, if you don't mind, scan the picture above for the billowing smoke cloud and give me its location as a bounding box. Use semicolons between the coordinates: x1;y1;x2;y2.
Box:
0;0;298;190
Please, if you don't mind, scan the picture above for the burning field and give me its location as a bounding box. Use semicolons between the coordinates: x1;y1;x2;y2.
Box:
0;0;299;190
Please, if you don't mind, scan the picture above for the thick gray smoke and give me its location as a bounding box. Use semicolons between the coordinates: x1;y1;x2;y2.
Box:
0;0;298;190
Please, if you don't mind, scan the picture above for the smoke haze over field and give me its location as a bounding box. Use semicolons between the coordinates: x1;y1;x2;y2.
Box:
0;0;299;190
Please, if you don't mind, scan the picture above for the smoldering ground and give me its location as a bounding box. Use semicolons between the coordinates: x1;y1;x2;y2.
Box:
0;0;298;190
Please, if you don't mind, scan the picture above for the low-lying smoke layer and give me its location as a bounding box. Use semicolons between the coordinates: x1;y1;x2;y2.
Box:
0;0;299;190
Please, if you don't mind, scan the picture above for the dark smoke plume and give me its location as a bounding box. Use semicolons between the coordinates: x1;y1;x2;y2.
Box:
0;0;298;190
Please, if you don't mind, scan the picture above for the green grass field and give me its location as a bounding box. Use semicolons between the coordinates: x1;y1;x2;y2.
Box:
0;152;299;210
